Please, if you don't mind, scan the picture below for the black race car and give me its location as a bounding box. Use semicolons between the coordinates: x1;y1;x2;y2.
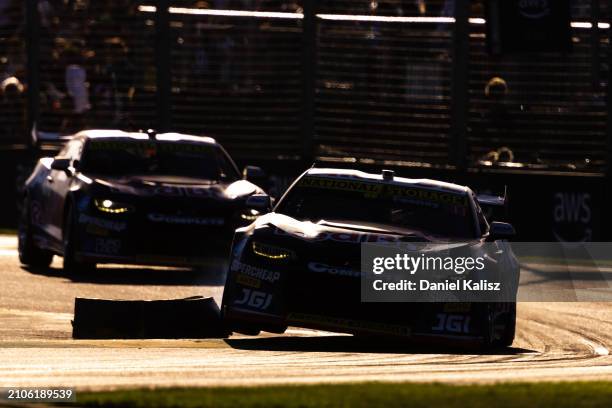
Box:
19;130;268;273
221;168;519;348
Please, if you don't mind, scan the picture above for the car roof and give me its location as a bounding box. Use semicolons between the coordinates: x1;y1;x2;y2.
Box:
304;168;470;195
73;129;217;145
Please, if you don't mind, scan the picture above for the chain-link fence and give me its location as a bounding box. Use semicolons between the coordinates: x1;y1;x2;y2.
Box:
1;0;611;173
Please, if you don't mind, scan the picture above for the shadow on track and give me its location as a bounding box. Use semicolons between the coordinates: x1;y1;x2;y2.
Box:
225;335;535;355
21;259;228;286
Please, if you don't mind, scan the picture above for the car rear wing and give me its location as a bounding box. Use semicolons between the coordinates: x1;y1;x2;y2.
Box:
31;123;73;153
476;186;507;208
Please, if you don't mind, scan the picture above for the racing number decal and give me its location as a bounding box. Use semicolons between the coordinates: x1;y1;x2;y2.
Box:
432;313;471;334
234;288;272;311
94;238;121;255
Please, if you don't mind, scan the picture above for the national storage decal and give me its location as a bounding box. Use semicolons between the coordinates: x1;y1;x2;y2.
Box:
298;176;468;206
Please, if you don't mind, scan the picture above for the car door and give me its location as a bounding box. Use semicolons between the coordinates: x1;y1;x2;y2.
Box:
47;138;84;243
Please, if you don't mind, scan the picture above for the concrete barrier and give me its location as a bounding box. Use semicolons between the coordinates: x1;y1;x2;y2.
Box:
72;296;229;339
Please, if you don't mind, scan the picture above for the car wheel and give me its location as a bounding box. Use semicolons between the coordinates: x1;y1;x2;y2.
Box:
496;303;517;348
18;198;53;269
63;205;96;274
480;303;496;350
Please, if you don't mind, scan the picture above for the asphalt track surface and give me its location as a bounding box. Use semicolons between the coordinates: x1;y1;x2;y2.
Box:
0;235;611;390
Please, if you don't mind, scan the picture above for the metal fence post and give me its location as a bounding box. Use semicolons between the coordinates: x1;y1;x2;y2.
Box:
25;0;40;147
450;0;470;171
591;0;601;89
301;0;317;164
155;0;172;132
606;0;612;236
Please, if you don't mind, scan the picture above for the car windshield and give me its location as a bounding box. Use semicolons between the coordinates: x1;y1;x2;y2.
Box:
80;139;239;181
276;176;476;239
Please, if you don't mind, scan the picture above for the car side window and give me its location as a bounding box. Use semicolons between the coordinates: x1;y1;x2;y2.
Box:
476;202;489;236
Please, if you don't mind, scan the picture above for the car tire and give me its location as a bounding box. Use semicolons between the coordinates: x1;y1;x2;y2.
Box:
496;303;517;348
482;303;517;349
63;205;96;275
18;198;53;269
480;303;496;350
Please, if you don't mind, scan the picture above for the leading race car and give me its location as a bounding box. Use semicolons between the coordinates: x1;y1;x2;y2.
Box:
221;168;519;348
19;129;268;273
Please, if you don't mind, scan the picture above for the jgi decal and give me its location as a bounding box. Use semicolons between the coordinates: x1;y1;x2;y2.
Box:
234;288;272;310
432;313;471;334
231;259;280;283
552;192;592;242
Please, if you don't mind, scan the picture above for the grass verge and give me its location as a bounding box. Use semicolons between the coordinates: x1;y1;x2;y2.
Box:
77;381;612;408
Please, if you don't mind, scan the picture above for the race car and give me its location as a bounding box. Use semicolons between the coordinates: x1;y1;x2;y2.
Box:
18;129;268;273
221;168;519;348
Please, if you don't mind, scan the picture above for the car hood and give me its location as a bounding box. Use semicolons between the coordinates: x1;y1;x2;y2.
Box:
89;174;261;201
249;213;477;250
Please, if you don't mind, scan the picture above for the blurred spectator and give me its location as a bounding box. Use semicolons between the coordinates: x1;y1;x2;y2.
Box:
0;76;25;142
38;0;54;29
63;47;90;132
91;37;135;127
0;0;19;31
475;77;516;165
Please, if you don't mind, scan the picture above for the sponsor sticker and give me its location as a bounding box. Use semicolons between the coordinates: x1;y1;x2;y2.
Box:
385;185;468;206
308;262;363;278
431;313;471;334
234;288;273;310
236;273;262;289
231;259;281;283
94;238;121;255
78;213;127;232
298;176;468;207
298;176;383;197
151;186;214;198
147;213;224;226
86;223;111;237
89;140;213;153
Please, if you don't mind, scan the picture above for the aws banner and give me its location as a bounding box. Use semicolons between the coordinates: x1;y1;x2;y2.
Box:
488;0;571;53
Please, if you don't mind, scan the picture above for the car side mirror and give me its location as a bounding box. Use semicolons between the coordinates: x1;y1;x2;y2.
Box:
246;194;272;212
243;165;266;185
51;157;71;173
489;222;516;240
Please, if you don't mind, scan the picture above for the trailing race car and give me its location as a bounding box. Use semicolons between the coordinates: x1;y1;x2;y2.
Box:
19;129;268;273
221;168;519;348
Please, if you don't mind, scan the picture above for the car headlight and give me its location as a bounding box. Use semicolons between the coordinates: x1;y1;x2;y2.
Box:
94;199;134;214
251;241;294;260
240;209;260;222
